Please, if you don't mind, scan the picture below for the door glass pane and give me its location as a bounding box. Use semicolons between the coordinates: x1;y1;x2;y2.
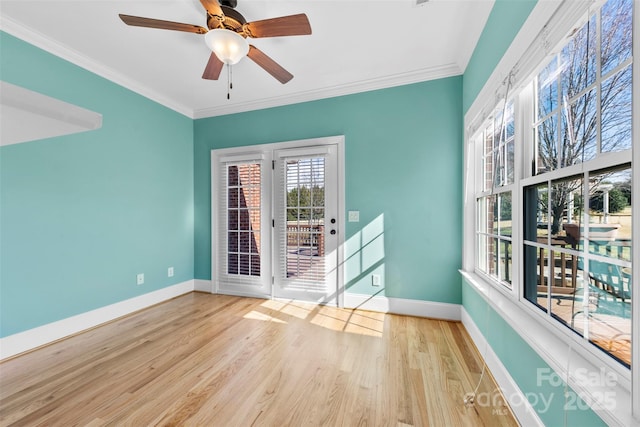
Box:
227;164;261;276
285;158;325;282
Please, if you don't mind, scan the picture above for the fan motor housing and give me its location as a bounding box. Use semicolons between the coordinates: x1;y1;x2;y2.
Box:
207;5;246;32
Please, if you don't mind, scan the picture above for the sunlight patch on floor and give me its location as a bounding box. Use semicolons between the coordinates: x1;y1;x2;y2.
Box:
259;299;314;319
310;310;384;337
243;310;288;323
256;299;385;337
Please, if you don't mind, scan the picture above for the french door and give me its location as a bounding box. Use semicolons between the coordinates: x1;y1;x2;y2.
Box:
273;145;338;303
212;138;341;305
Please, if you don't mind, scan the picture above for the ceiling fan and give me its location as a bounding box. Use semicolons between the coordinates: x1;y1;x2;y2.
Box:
119;0;311;85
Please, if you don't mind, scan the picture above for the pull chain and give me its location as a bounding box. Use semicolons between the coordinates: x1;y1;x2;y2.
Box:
226;64;235;100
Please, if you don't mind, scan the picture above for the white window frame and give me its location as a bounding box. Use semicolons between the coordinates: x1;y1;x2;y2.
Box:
474;100;517;291
462;0;638;424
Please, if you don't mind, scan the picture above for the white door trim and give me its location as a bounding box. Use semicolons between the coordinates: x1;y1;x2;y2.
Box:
210;135;346;307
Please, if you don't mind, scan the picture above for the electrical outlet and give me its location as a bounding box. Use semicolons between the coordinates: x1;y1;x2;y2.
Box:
372;274;381;287
168;267;174;277
136;273;144;285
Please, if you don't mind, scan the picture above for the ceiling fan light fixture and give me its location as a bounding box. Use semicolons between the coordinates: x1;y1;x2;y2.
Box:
204;28;249;65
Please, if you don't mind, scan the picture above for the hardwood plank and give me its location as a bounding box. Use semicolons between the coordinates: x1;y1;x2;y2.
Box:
0;293;517;426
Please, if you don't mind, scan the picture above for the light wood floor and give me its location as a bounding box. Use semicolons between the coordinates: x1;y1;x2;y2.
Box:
0;293;517;426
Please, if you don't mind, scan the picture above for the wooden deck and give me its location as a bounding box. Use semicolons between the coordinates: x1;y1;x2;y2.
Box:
0;293;516;426
536;294;631;366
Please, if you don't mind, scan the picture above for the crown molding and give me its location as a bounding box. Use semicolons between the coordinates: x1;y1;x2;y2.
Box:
193;63;462;119
0;16;194;118
1;15;461;121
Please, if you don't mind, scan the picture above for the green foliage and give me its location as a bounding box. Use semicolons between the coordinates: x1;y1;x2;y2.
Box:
287;186;325;221
500;193;512;218
589;188;628;213
616;178;632;205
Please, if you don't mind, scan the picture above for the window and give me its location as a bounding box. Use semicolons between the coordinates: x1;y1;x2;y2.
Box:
476;101;514;288
533;0;632;175
523;166;632;367
225;162;262;277
524;0;633;367
472;0;633;368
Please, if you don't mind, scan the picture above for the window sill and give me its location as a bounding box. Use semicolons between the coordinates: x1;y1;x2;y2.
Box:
460;269;634;427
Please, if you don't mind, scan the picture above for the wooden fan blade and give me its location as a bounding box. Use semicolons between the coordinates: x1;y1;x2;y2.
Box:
247;45;293;84
244;13;311;38
202;52;224;80
199;0;224;18
119;14;207;34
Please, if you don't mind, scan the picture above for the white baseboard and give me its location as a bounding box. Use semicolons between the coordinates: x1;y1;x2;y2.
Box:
343;293;461;321
0;280;195;360
194;279;213;293
461;307;544;427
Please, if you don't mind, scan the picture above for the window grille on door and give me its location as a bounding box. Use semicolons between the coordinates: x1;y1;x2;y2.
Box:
279;157;327;288
223;162;261;277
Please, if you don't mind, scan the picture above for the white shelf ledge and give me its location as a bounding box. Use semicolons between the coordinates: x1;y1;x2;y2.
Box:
1;81;102;146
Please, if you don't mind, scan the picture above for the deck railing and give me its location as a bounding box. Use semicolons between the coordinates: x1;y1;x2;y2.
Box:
286;224;325;256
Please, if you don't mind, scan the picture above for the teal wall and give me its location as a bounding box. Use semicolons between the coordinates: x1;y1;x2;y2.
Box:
463;282;606;426
462;0;537;113
194;77;463;303
0;4;617;424
462;1;605;425
0;32;195;337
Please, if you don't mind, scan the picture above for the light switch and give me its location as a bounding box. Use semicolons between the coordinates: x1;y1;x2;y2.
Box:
348;211;360;222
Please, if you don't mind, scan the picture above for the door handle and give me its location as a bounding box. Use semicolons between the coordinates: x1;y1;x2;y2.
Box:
330;229;337;235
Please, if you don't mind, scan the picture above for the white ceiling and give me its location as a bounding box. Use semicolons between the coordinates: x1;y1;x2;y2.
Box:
0;0;494;119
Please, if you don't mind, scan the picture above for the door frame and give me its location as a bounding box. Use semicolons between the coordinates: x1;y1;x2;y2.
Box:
210;135;345;307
